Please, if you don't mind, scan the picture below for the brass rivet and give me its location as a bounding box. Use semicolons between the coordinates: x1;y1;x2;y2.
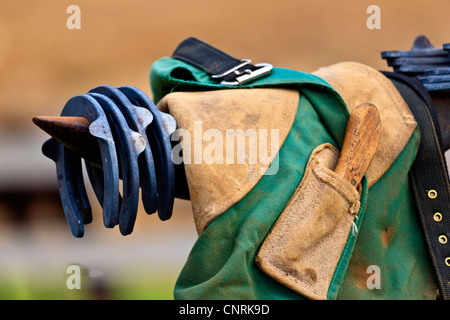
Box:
446;258;450;267
439;235;448;244
428;190;437;199
434;212;443;222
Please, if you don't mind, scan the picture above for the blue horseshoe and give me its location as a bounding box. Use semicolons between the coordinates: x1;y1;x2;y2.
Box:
42;138;90;237
42;94;120;237
89;85;158;215
87;92;144;235
118;86;177;221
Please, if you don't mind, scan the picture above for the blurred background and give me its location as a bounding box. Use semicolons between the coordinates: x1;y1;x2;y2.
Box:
0;0;449;299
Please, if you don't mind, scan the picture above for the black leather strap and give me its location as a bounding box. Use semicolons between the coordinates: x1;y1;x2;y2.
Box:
383;71;450;300
172;37;266;84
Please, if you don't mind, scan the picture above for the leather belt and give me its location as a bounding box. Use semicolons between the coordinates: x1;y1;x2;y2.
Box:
383;71;450;300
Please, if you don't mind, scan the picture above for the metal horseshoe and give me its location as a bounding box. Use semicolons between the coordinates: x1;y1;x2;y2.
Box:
87;92;145;236
42;94;121;237
89;85;158;216
117;86;177;221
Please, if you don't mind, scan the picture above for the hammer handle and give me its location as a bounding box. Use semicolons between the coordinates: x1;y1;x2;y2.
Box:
334;103;381;186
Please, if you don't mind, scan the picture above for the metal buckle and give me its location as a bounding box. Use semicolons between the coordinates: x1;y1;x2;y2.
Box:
211;59;252;79
212;60;273;86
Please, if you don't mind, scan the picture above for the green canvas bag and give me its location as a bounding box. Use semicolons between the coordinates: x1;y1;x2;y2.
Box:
149;39;438;300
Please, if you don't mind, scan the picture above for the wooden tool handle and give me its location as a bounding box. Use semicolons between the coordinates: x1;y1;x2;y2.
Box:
334;103;381;186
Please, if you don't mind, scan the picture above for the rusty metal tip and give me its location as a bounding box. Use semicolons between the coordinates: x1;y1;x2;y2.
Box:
33;115;91;137
33;115;90;126
32;116;41;124
33;115;102;167
33;115;53;128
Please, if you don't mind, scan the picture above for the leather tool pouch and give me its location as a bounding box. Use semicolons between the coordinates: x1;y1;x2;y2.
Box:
256;143;368;300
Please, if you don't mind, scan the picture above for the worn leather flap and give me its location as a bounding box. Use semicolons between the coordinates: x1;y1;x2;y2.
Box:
157;88;299;234
256;143;361;300
313;62;417;187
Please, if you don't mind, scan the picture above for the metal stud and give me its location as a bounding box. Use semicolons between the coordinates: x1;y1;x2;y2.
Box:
434;212;443;222
428;189;438;199
439;235;448;244
446;258;450;267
